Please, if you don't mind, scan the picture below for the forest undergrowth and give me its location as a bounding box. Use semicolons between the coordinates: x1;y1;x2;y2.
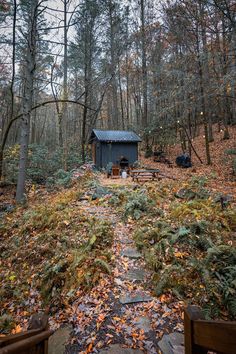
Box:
97;174;236;320
0;172;114;334
0;169;236;336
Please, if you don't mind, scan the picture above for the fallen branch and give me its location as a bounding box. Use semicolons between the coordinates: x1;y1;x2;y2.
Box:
181;126;203;164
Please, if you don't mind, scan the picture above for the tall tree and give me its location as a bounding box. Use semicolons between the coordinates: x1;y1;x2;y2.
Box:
69;0;101;161
140;0;148;147
16;0;42;202
102;0;124;129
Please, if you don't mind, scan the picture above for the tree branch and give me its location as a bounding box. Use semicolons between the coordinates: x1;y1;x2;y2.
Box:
1;99;96;152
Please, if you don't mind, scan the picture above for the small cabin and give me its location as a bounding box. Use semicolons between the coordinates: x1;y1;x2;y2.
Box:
89;129;142;169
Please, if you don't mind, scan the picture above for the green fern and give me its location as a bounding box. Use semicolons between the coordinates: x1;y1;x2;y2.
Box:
94;258;111;274
124;191;154;219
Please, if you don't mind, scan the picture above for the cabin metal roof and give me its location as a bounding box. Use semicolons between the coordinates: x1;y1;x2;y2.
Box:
90;129;142;143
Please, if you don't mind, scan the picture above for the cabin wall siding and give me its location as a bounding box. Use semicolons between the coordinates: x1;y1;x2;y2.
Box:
94;141;138;168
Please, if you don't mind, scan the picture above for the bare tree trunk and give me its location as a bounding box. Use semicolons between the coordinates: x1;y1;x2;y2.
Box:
61;0;69;169
222;16;230;139
16;0;38;202
200;2;214;144
108;0;119;129
81;101;87;163
231;30;236;125
140;0;148;147
125;56;130;127
118;59;125;129
196;25;211;165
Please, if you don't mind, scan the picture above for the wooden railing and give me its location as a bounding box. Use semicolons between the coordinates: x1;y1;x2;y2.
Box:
184;305;236;354
0;314;53;354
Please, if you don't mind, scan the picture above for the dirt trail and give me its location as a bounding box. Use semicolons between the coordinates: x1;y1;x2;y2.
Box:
49;199;184;354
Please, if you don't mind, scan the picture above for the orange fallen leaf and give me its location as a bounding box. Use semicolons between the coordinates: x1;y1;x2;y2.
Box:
97;313;106;322
112;316;121;321
86;343;93;353
12;325;22;334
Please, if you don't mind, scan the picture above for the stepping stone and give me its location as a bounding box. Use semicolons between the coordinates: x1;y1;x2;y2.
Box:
119;292;152;305
121;248;141;259
123;269;147;281
99;344;143;354
114;278;124;286
158;332;184;354
48;325;72;354
175;188;196;200
134;316;152;332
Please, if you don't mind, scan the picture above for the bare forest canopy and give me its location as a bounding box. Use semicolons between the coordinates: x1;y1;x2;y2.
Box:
0;0;236;201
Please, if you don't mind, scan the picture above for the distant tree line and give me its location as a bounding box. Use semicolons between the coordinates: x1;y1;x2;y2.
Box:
0;0;235;201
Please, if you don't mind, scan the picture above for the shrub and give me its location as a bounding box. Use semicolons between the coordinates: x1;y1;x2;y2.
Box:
225;148;236;155
0;314;14;334
190;175;208;188
124;190;154;219
3;144;20;182
205;246;236;317
4;144;83;184
27;144;51;183
225;148;236;175
53;169;72;188
144;146;153;158
233;158;236;175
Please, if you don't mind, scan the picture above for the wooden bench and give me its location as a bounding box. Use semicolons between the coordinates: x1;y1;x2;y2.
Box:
0;314;53;354
131;169;160;182
184;305;236;354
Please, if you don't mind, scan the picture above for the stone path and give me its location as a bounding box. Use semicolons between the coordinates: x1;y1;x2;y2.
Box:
49;200;184;354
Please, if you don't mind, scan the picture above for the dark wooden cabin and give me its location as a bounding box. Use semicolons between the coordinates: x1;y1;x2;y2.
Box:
89;129;142;169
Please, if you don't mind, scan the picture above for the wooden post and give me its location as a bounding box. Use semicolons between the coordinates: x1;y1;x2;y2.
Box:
184;306;206;354
184;305;236;354
28;314;48;331
0;313;52;354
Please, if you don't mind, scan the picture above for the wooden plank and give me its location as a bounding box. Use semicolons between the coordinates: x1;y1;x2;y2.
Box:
184;306;206;354
0;329;43;348
134;173;153;176
132;169;160;182
0;314;49;349
133;173;157;177
133;178;154;182
193;320;236;354
134;177;153;181
44;339;49;354
133;177;154;180
184;306;236;354
0;330;53;354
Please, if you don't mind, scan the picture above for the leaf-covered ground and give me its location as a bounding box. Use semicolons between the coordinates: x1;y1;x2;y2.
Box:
0;160;235;353
0;173;115;335
141;124;236;196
